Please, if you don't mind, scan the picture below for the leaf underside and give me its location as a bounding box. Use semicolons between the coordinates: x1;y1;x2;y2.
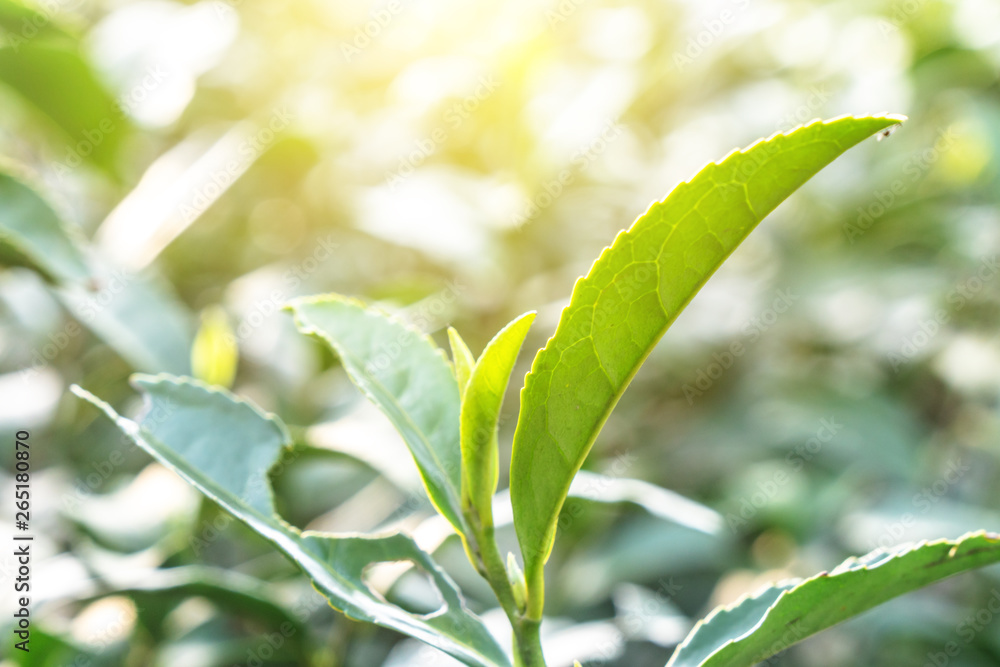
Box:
668;531;1000;667
287;295;467;535
72;375;509;667
509;115;905;599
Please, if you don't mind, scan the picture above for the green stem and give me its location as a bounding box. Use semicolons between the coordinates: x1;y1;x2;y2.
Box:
478;523;520;617
466;513;547;666
524;560;545;621
511;617;544;667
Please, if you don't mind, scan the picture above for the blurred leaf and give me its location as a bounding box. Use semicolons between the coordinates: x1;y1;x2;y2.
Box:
460;312;535;529
510;115;906;616
271;445;380;529
668;531;1000;667
0;43;128;172
63;462;198;553
0;166;193;374
554;518;725;610
96;566;310;661
613;582;690;647
5;626;112;667
58;269;193;374
0;168;89;283
71;375;508;667
287;295;467;535
569;470;722;535
191;305;238;388
0;0;74;45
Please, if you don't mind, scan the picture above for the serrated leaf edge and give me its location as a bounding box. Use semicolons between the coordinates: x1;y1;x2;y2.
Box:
520;114;908;381
70;378;508;667
513;115;907;596
670;530;1000;666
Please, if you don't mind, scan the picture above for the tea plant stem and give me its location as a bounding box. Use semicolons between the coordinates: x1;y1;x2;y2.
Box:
468;516;547;666
511;616;544;667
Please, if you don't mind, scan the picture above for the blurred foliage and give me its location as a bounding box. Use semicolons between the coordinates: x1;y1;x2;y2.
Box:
0;0;999;665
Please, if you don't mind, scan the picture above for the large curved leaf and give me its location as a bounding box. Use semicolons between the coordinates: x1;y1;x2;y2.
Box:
510;114;906;616
71;375;509;667
0;169;89;283
668;531;1000;667
287;295;467;535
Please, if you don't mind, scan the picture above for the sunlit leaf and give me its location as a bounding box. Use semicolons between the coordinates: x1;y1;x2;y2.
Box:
460;312;535;528
449;327;476;392
668;531;1000;667
510;115;907;616
71;375;510;667
287;295;467;534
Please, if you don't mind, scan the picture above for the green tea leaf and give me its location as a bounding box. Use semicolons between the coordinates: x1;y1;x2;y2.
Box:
461;312;535;527
71;375;510;667
0;169;90;284
287;295;467;535
668;531;1000;667
510;115;906;615
449;326;476;392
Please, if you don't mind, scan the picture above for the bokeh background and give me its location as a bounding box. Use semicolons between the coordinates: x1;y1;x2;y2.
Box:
1;0;1000;665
